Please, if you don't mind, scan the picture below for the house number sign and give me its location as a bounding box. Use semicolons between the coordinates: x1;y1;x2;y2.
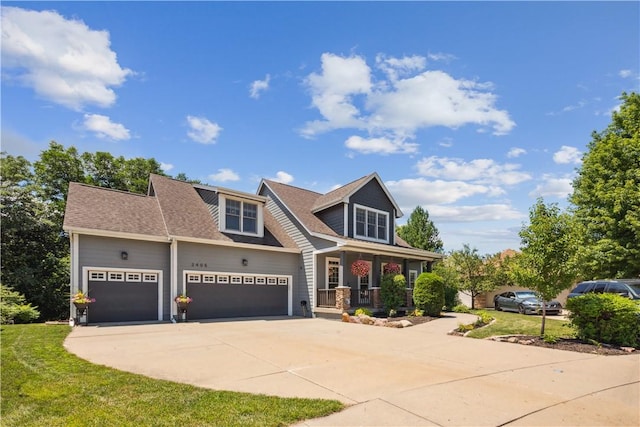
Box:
191;262;208;268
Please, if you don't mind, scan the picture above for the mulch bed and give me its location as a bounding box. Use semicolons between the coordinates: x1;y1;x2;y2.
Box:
390;315;636;355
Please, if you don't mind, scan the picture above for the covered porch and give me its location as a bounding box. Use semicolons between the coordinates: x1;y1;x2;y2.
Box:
313;241;441;315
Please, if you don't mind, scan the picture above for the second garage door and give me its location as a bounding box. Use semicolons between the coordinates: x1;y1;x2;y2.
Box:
185;272;289;319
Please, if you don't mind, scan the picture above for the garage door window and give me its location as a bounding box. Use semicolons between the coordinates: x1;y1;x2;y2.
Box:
143;273;157;282
187;274;201;283
230;276;242;284
217;275;229;284
256;277;266;285
126;272;141;282
89;271;106;281
109;272;124;281
202;274;215;283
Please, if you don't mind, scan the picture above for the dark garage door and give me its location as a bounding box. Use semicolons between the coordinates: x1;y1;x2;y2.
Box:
88;271;158;323
186;281;288;319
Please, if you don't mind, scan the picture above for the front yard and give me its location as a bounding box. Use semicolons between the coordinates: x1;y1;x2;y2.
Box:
0;324;343;427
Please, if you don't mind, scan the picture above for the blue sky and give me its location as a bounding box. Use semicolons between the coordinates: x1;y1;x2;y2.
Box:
2;1;639;255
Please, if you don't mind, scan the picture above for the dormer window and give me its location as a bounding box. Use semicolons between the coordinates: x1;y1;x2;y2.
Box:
354;204;388;243
219;195;263;237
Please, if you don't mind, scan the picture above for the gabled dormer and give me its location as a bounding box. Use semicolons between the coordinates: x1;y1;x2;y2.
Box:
312;173;403;245
195;184;266;238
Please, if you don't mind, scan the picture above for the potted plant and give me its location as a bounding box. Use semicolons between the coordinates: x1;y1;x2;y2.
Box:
71;291;95;311
383;262;401;275
175;294;192;311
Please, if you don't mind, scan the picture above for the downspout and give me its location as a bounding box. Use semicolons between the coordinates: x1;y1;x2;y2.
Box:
170;238;178;320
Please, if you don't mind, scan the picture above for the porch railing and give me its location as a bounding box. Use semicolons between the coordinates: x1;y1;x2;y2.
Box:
317;289;336;307
352;288;372;306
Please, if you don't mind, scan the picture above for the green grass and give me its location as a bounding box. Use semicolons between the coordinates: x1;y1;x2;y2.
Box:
465;310;577;339
1;324;344;427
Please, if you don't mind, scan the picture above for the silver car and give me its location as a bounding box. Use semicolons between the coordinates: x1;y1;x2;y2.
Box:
494;290;563;315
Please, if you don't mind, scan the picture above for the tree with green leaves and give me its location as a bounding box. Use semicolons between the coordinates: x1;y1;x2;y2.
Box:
1;143;169;320
511;199;578;337
396;206;444;253
570;92;640;279
447;244;495;309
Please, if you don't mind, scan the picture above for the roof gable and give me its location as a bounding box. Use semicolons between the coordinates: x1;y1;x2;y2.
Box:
311;173;403;217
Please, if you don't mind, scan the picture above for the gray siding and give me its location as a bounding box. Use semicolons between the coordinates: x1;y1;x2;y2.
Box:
316;204;344;235
195;187;220;221
261;186;335;312
176;240;299;312
348;180;395;244
77;235;171;319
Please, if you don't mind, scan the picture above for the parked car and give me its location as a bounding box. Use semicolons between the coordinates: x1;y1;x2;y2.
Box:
493;290;563;315
567;279;640;300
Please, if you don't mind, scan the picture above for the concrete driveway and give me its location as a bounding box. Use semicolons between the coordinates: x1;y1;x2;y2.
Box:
65;314;639;426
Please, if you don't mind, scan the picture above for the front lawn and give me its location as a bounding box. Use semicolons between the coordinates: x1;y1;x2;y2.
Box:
465;310;576;339
1;324;343;427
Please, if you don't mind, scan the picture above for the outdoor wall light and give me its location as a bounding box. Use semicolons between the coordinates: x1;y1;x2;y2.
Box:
121;251;128;260
242;258;248;266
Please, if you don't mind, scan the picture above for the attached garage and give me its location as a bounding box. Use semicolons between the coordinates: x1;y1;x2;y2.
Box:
86;269;161;323
185;271;290;319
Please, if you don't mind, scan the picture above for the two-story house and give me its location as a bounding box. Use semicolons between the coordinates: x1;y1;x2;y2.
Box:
63;172;442;323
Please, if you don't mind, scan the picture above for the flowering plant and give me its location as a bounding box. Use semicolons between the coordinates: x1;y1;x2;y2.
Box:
71;291;95;304
351;259;370;277
383;262;401;275
174;294;192;304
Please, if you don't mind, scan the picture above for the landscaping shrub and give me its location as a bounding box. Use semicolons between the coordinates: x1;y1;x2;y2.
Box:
443;282;460;311
566;293;640;348
380;274;406;314
413;272;445;317
0;284;40;324
453;304;471;313
354;307;372;317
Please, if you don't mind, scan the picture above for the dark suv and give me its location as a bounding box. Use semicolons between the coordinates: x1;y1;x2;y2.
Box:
568;279;640;300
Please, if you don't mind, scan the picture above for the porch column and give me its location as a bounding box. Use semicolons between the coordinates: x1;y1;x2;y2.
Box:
335;286;351;311
339;251;347;287
372;255;381;286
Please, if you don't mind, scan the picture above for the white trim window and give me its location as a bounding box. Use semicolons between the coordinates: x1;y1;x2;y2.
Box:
126;272;141;282
187;274;201;283
109;272;125;281
202;274;216;283
143;273;158;282
354;204;388;243
255;276;266;285
243;276;255;284
326;258;340;289
230;276;242;284
217;275;229;284
219;196;263;237
89;271;106;281
267;277;277;285
409;270;418;289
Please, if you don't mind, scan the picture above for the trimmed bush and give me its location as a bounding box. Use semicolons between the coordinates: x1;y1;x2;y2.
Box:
444;282;460;312
566;293;640;348
0;284;40;324
354;307;372;317
380;274;406;314
453;304;471;313
413;272;445;317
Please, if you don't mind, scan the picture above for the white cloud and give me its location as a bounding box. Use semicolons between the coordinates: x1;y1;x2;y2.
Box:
553;145;582;164
160;162;174;172
427;204;525;222
345;135;418;155
507;147;526;158
208;168;239;182
529;175;573;199
619;69;633;78
1;6;132;110
302;53;372;136
427;52;457;63
269;171;294;184
375;54;426;81
186;115;222;144
416;156;531;186
301;52;515;142
82;113;130;140
249;74;270;99
385;178;501;205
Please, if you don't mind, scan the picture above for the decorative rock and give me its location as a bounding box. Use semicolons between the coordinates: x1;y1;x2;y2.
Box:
519;339;534;345
341;312;350;322
507;337;519;343
359;315;375;325
621;347;636;353
399;320;413;328
374;318;388;327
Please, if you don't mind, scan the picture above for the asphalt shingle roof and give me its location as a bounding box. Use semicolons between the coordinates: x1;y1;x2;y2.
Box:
63;182;167;237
